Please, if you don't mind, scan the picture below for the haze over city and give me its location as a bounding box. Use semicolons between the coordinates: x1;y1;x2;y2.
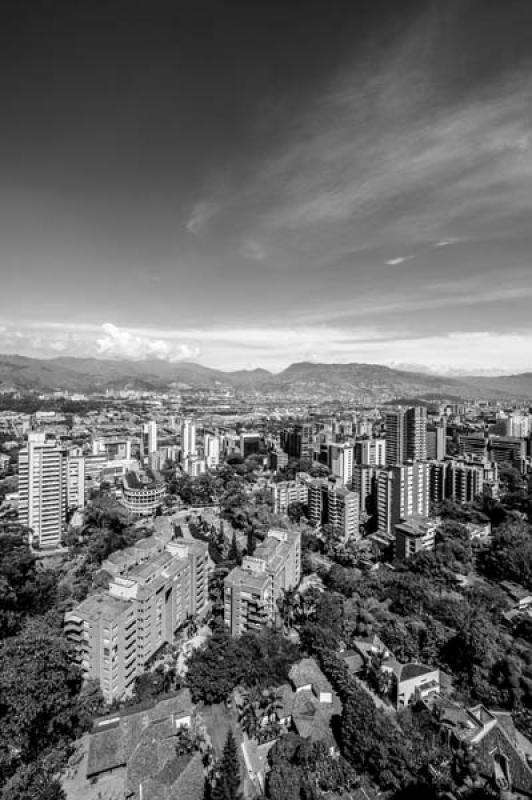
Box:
1;0;531;372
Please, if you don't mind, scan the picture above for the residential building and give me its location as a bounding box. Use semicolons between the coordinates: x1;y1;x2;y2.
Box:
385;407;427;465
224;529;301;636
140;421;157;459
65;540;209;702
270;479;308;514
66;455;85;510
460;434;488;460
328;442;354;486
304;477;359;539
429;458;484;505
352;463;376;515
394;516;438;560
426;420;447;461
203;432;220;468
376;462;429;534
92;437;132;461
354;438;386;467
18;432;66;548
180;417;196;459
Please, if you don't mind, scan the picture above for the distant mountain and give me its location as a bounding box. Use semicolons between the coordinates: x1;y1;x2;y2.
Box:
0;354;531;399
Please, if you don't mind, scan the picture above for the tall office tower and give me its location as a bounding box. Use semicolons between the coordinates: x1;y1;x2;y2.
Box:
355;438;386;466
328;443;354;486
66;455;85;510
239;432;261;458
376;462;429;534
204;433;221;468
281;422;314;461
141;421;157;459
426;420;447;461
385;407;427;465
181;418;197;459
18;433;66;548
224;529;301;637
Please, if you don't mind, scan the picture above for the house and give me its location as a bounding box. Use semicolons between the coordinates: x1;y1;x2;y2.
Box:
85;689;201;800
500;581;532;611
289;657;334;704
382;662;440;710
432;700;532;798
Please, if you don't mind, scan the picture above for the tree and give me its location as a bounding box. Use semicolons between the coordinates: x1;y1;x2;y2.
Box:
0;618;84;782
212;730;242;800
228;532;242;566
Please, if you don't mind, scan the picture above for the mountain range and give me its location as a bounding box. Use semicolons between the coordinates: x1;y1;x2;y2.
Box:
0;354;532;400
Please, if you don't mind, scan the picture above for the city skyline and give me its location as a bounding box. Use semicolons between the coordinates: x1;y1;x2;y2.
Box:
1;0;532;372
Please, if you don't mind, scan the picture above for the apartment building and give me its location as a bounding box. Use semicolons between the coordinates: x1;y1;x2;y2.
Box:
354;438;386;467
270;479;309;514
385;407;427;465
64;539;209;703
224;529;301;636
376;462;429;534
305;477;359;539
395;516;438;561
328;442;354;486
429;459;484;505
66;455;85;510
18;432;66;548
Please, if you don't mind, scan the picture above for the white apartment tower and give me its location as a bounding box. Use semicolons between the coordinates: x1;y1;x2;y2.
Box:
204;433;221;468
181;418;197;459
18;433;66;549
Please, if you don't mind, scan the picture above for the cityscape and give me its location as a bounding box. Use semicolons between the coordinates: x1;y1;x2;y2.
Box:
2;2;532;800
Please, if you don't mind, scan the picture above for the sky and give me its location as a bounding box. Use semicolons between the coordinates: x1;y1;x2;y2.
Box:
1;0;532;374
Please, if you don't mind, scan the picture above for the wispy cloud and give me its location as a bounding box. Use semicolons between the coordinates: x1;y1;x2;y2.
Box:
241;240;265;261
185;201;217;235
385;256;411;266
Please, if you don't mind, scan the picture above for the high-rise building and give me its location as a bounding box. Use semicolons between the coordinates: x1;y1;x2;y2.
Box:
325;481;360;540
376;462;429;534
66;455;85;511
505;414;530;439
352;464;377;515
429;459;484;505
18;433;66;549
204;433;221;468
224;529;301;637
385;407;427;465
281;422;314;461
140;421;157;459
355;438;386;466
426;420;447;461
328;443;354;486
65;540;209;703
239;432;261;458
181;418;196;459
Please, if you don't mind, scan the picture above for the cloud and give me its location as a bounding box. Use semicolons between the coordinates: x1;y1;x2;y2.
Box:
96;323;200;362
434;239;457;247
241;240;265;260
385;256;411;266
185;202;216;235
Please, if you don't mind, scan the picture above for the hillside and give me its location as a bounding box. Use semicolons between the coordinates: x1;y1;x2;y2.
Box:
0;354;531;399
